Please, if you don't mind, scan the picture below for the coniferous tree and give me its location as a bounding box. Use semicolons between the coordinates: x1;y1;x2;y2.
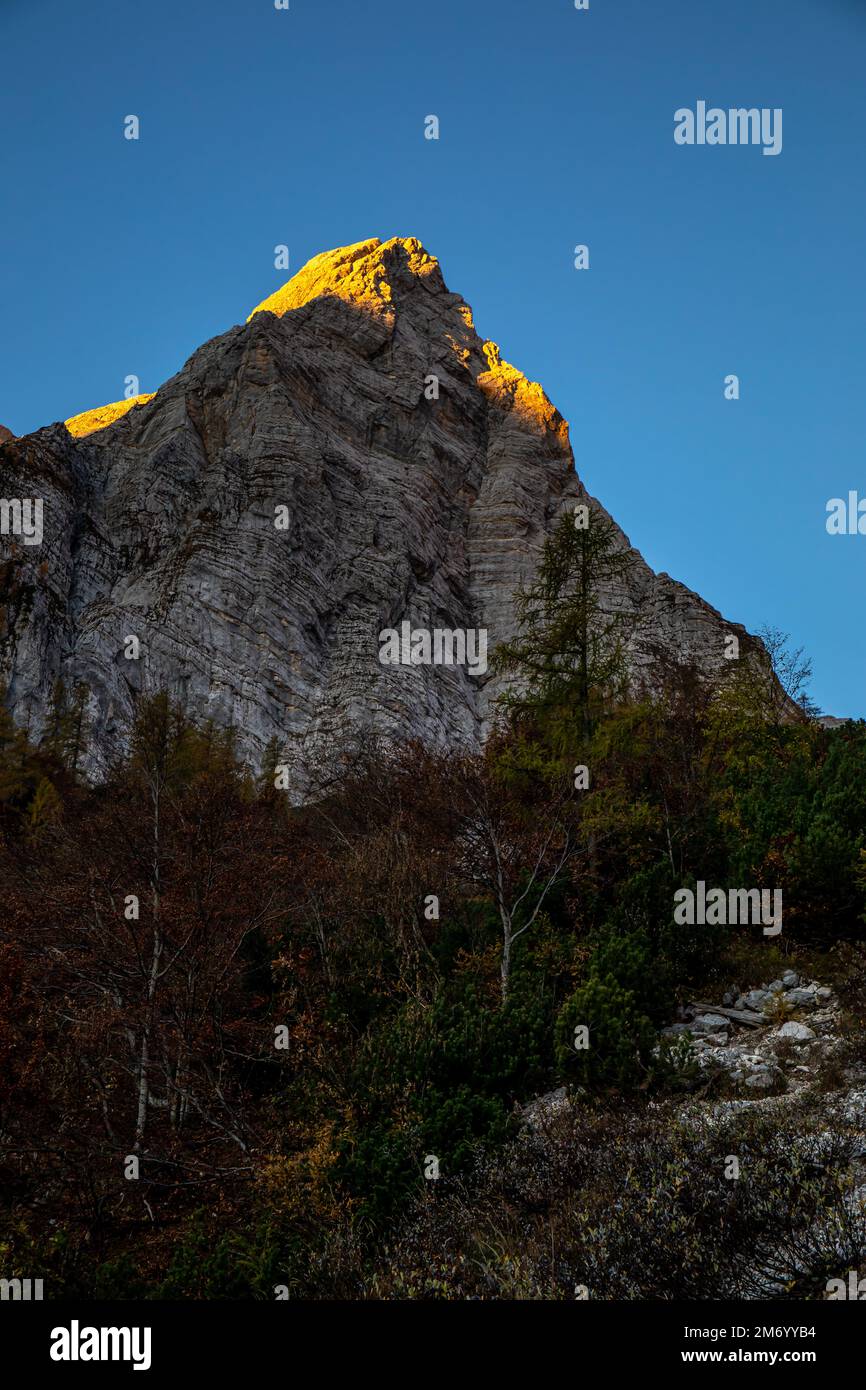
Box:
493;507;633;753
43;677;90;774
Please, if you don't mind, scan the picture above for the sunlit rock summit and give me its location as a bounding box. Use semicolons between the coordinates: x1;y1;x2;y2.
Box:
0;236;758;780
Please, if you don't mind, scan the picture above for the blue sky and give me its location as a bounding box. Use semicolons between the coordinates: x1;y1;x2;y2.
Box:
1;0;864;716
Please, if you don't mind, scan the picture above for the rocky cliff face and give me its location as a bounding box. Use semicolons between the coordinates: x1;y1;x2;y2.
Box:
0;236;758;782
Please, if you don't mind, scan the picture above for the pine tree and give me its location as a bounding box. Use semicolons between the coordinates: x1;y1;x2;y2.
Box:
493;507;633;752
43;677;90;774
0;683;39;813
67;682;90;775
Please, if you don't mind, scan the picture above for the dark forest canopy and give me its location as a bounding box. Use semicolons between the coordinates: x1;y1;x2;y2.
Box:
1;615;865;1297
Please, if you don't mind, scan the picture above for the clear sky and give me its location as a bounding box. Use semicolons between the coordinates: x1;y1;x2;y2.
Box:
1;0;864;716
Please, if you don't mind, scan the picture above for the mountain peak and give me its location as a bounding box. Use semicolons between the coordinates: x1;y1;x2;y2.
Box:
1;235;764;783
246;235;445;323
245;236;562;435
